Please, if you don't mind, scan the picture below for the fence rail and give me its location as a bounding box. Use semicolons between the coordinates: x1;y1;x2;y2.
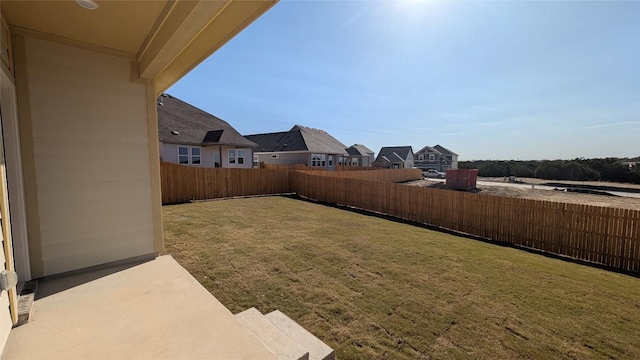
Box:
291;172;640;273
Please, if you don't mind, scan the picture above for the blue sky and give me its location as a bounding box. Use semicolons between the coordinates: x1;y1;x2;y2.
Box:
168;0;640;161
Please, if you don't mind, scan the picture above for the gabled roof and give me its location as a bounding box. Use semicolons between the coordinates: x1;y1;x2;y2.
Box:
433;144;458;156
375;156;392;164
157;94;257;148
245;131;302;152
415;146;442;155
245;125;349;154
347;144;374;156
375;146;413;163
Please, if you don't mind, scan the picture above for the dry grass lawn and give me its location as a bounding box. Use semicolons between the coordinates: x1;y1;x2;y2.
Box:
163;196;640;359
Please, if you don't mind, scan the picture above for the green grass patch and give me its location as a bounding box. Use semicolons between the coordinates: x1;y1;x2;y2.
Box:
163;196;640;359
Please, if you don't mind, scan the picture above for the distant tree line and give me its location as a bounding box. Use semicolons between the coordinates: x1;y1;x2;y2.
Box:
459;157;640;184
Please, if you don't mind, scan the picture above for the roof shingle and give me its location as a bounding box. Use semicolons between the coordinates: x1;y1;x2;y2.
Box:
374;146;413;163
157;94;257;148
245;125;349;154
347;144;374;156
433;144;458;156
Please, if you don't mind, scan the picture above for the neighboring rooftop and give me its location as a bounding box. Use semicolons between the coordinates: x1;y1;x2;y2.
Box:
347;144;374;156
415;145;442;154
433;144;458;156
245;125;349;154
157;94;257;148
375;146;414;163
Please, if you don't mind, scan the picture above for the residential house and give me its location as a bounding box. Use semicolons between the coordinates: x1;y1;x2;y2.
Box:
414;145;459;171
158;94;256;168
245;125;372;169
346;144;375;167
433;144;459;170
372;146;415;169
414;146;443;170
0;1;334;358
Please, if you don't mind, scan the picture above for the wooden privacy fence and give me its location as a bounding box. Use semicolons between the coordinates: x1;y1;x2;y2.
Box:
161;162;291;204
161;162;423;204
296;168;422;183
160;162;639;272
291;172;640;273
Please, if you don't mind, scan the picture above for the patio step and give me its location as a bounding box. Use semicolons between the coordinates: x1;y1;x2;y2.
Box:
235;307;309;360
265;310;335;360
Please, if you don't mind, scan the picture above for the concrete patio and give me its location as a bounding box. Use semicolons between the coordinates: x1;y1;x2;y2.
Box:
2;255;277;359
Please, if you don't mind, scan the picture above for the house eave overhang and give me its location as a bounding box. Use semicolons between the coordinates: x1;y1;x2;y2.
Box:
254;150;311;154
255;150;350;155
161;140;258;148
161;141;203;147
202;142;258;148
143;0;278;96
1;0;278;96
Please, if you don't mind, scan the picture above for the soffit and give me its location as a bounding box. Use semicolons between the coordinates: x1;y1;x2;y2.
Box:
1;0;278;95
0;0;169;55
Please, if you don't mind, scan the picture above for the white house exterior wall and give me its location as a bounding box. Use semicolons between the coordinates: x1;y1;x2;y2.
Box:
22;37;156;276
361;155;374;167
256;152;373;170
220;146;252;168
451;155;459;169
161;142;252;168
405;152;414;168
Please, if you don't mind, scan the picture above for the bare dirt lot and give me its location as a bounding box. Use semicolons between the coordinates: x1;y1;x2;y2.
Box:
480;176;640;190
406;178;640;211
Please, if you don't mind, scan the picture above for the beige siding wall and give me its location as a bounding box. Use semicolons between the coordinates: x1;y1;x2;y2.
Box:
23;37;155;276
161;143;253;168
160;142;180;164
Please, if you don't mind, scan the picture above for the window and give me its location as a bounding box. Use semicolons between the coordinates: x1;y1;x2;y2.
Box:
429;154;435;161
337;156;344;166
311;153;326;167
228;149;247;166
229;149;236;164
418;154;424;161
191;147;201;165
178;146;201;165
178;146;189;164
328;155;333;166
237;150;245;164
351;157;359;166
214;153;220;168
